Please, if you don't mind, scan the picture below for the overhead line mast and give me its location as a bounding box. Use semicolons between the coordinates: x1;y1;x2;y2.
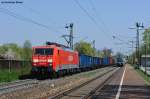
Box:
62;23;74;50
129;22;144;68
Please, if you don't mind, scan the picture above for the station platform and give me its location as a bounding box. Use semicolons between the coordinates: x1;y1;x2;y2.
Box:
123;64;146;85
91;64;150;99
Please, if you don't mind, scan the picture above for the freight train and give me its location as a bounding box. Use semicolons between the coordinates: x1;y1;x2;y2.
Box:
31;42;115;77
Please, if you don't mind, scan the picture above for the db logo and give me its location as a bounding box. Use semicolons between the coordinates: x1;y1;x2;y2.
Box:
68;56;73;62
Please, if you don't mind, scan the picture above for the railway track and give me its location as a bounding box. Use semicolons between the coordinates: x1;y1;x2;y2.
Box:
0;66;118;98
0;79;38;95
50;67;120;99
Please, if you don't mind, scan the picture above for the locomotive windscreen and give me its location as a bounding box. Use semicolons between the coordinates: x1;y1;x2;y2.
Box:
34;48;53;55
117;57;123;62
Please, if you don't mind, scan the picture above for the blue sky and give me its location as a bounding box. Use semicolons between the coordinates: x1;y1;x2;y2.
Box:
0;0;149;54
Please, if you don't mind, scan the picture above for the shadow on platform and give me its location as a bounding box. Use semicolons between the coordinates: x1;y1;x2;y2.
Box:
92;85;150;99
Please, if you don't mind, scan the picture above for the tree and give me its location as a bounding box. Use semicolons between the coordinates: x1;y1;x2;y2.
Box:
103;48;112;57
0;43;22;59
0;41;32;60
22;40;32;60
95;50;104;57
143;28;150;43
0;45;7;54
74;41;95;56
143;28;150;54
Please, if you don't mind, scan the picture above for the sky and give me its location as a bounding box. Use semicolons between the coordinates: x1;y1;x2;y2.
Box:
0;0;150;55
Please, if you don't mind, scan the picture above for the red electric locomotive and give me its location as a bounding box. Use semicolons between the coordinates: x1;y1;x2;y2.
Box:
31;42;79;76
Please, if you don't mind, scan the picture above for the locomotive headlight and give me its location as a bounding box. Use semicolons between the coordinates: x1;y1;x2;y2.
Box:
33;59;38;62
48;59;53;62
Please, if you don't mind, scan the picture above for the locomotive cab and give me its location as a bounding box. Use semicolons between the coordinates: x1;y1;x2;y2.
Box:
116;57;124;67
32;47;55;74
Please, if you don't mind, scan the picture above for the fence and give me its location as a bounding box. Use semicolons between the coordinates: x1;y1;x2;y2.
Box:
0;59;32;82
0;59;31;69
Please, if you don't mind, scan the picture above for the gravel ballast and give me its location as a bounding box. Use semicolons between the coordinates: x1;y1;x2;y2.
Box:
0;67;114;99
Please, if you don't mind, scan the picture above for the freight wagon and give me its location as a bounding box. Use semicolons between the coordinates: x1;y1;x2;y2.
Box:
103;57;109;65
79;54;101;71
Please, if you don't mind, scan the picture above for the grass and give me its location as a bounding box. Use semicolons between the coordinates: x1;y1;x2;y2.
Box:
0;66;31;83
81;71;97;77
80;69;101;78
131;64;150;85
136;69;150;85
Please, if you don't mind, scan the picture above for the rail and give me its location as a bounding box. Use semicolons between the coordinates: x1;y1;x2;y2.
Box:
50;67;120;99
0;79;38;95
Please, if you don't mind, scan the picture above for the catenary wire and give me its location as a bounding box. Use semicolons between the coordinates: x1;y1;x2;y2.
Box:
0;7;60;33
74;0;114;41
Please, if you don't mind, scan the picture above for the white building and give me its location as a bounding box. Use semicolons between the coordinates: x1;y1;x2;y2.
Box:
141;55;150;67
